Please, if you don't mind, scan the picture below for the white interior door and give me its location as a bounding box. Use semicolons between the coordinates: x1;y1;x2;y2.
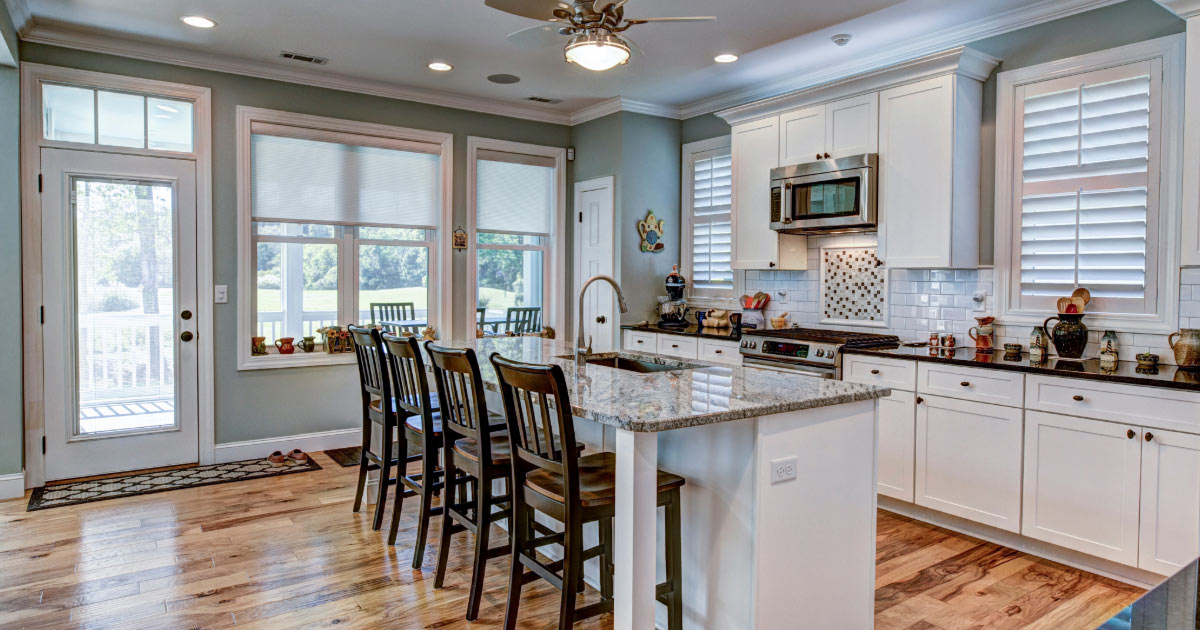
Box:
574;177;616;351
41;148;199;481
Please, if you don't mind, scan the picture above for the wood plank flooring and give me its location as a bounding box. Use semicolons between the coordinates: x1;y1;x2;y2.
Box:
0;452;1145;629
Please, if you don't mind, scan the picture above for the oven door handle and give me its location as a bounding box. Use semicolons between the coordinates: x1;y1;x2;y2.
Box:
742;355;835;378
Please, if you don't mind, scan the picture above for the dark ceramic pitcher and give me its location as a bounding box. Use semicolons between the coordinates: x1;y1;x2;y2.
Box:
1043;314;1088;359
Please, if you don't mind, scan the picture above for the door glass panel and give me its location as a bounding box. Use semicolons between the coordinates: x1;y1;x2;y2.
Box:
74;178;177;435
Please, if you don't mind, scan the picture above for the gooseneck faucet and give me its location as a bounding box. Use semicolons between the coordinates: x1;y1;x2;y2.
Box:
575;274;628;369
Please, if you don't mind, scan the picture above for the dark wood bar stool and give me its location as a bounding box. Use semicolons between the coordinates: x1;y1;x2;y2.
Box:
348;324;402;532
380;332;447;565
425;342;514;620
489;353;686;630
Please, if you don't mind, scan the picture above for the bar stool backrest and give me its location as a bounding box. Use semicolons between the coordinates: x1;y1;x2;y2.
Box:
489;353;580;505
349;324;390;413
380;332;436;430
426;343;491;457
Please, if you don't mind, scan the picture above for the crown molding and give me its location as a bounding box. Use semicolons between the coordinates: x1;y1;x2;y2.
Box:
568;96;682;125
19;23;580;125
716;46;1000;126
3;0;33;36
1154;0;1200;18
679;0;1124;119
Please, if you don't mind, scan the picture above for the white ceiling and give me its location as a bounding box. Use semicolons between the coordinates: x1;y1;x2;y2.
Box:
13;0;1123;122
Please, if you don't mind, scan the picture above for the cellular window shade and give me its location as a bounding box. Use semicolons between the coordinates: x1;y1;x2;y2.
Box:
476;150;556;235
691;152;733;290
1018;65;1155;302
251;131;440;228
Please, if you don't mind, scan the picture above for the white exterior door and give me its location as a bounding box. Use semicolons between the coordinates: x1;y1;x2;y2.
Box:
41;148;199;480
574;177;616;352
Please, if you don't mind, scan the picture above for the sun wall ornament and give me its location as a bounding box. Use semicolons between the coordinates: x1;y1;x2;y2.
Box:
637;210;665;253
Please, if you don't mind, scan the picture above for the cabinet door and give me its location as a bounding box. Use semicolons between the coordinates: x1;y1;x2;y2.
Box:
877;75;953;268
825;93;878;158
1022;411;1141;565
915;394;1022;532
778;106;826;165
1139;428;1200;575
878;389;915;502
731;117;781;270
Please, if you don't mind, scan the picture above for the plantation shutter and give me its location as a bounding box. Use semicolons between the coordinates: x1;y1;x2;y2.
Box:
690;149;734;293
476;149;555;236
250;122;441;228
1015;60;1160;313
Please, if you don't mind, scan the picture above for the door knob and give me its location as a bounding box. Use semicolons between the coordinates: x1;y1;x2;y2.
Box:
180;331;194;342
596;315;606;324
180;310;192;320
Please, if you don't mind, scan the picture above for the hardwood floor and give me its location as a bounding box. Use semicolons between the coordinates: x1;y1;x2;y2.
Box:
0;452;1144;629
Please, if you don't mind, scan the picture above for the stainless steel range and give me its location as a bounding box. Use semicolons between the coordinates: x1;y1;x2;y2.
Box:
739;327;900;378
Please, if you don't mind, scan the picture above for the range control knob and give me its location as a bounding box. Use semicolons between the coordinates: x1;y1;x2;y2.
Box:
815;349;825;357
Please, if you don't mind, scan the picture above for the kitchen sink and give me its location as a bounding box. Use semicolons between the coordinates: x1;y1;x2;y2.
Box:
556;353;699;373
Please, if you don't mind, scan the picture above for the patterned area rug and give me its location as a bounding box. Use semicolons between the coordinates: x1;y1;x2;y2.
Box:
27;457;322;511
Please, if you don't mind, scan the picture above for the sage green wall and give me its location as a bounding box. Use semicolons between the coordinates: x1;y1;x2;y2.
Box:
968;0;1183;265
0;0;22;475
681;113;730;145
19;42;572;445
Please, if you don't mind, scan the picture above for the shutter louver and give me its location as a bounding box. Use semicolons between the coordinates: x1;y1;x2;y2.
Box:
691;152;734;290
1018;69;1151;304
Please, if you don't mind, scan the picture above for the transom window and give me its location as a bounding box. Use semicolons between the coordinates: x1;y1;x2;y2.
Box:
42;83;194;152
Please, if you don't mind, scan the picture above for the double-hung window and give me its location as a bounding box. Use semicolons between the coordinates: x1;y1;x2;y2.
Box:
239;108;451;367
995;38;1182;331
681;138;735;302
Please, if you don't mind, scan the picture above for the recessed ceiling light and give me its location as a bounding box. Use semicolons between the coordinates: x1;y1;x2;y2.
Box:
714;53;739;63
155;104;179;114
180;16;216;28
427;62;453;72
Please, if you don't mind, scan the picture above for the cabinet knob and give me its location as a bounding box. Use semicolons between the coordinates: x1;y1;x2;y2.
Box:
180;331;194;342
635;340;643;344
1145;432;1154;442
870;369;880;375
960;381;970;387
769;261;776;268
1072;395;1084;402
714;349;723;354
1127;429;1137;440
823;152;831;159
916;396;924;404
816;153;822;160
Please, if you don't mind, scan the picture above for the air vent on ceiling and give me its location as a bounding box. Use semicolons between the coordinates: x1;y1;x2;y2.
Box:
527;96;562;104
280;51;329;65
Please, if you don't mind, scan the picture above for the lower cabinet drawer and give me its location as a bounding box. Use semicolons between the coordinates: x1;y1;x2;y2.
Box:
698;339;740;365
623;330;657;352
1025;375;1200;434
915;394;1023;532
657;335;698;359
842;354;916;390
918;363;1024;407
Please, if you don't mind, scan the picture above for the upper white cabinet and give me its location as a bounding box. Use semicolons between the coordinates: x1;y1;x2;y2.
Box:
877;74;982;269
730;117;808;270
778;94;878;165
779;106;825;166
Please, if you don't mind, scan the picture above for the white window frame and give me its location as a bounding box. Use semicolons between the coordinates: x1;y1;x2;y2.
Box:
681;136;741;307
993;35;1183;334
465;136;567;338
236;106;453;369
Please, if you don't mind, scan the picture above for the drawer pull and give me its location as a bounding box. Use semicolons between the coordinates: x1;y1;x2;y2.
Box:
960;381;970;387
870;369;880;375
1145;432;1154;442
1127;429;1136;440
1072;395;1084;401
671;344;679;348
714;349;723;354
636;340;643;344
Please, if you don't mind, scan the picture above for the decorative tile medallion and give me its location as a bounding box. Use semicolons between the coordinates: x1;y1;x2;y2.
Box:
27;457;322;511
820;246;887;326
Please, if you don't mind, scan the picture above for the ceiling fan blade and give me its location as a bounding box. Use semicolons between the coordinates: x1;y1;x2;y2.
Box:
627;16;717;23
507;21;569;49
485;0;571;21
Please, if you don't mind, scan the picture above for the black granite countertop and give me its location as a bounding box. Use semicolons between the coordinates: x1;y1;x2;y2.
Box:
843;345;1200;393
1098;557;1197;629
620;322;741;341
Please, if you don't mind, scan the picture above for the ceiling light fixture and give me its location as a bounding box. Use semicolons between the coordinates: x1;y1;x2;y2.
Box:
180;15;216;28
564;31;630;72
427;62;453;72
714;53;739;63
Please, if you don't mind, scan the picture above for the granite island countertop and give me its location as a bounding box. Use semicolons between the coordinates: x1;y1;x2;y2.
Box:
434;336;890;432
843;344;1200;393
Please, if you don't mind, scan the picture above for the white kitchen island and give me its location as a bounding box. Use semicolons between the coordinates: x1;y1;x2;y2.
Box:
455;336;890;629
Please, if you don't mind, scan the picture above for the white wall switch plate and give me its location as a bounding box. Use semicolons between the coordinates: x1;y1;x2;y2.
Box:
215;284;228;304
770;456;798;485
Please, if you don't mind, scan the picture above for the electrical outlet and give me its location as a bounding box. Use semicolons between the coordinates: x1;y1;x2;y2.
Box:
770;456;797;485
972;291;987;312
215;285;228;304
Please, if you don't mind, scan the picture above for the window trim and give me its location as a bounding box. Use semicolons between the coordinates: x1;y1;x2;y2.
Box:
465;136;567;339
681;136;741;308
993;35;1183;334
236;106;453;370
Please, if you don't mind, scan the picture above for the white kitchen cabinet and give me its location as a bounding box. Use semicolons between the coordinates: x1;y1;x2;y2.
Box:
825;93;878;158
915;394;1022;532
656;334;698;359
1022;411;1141;565
877;389;915;502
623;330;656;352
731;117;807;270
1139;428;1200;575
877;74;981;269
778;106;826;166
698;338;741;365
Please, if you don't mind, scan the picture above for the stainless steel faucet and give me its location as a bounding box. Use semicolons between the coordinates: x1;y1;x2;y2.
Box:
575;274;628;369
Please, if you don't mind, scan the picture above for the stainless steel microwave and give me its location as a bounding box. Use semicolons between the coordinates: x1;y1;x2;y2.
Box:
769;153;878;234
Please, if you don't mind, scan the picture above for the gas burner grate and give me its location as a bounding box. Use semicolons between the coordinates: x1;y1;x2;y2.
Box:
748;327;900;347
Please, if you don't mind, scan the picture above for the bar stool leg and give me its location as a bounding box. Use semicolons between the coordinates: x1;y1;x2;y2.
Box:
373;421;393;531
433;465;459;588
465;475;494;620
557;520;583;630
599;517;614;601
666;488;683;630
386;432;410;546
411;442;438;568
503;504;530;630
352;416;372;513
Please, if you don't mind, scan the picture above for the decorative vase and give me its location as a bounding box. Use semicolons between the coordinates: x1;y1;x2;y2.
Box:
1168;329;1200;368
968;316;996;352
1029;326;1049;362
1043;314;1088;359
251;336;267;356
275;337;296;354
298;336;317;352
1100;330;1120;359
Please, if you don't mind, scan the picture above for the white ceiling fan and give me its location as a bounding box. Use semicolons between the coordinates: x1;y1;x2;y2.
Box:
488;0;716;71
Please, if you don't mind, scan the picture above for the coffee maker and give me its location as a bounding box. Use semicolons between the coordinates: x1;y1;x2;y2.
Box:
656;266;689;328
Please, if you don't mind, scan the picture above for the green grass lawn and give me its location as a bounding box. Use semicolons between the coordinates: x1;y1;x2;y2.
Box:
255;286;524;314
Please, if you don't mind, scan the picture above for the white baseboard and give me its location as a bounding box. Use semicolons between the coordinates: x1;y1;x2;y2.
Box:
0;472;26;501
879;496;1163;589
213;428;361;464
